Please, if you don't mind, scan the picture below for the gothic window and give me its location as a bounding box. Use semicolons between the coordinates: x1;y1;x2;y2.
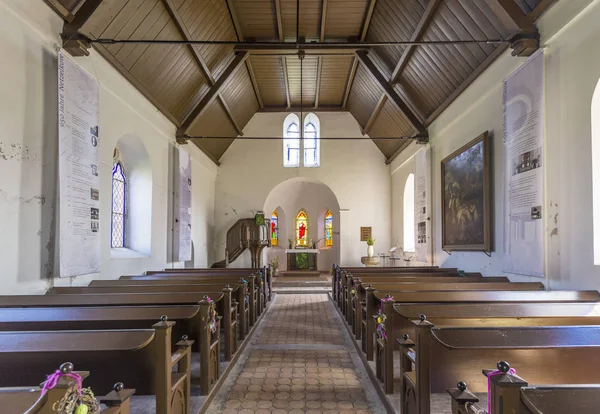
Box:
271;210;279;246
296;210;308;247
403;173;415;252
325;210;333;247
304;113;320;167
111;162;126;248
283;114;300;167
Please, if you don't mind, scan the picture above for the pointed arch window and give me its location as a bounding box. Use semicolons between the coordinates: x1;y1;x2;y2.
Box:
283;114;300;167
271;210;279;246
111;162;126;248
324;210;333;247
304;113;320;167
296;210;308;248
403;174;415;252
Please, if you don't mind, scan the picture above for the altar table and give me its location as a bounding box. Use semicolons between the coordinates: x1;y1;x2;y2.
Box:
285;249;319;271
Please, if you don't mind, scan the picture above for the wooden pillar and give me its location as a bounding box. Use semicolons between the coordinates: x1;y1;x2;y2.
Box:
197;300;212;395
238;278;248;339
382;299;395;394
222;286;234;361
365;285;376;361
414;314;434;414
487;361;528;414
153;316;175;414
176;335;193;409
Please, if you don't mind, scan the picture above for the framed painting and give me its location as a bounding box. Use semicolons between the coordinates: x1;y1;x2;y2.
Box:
441;132;492;252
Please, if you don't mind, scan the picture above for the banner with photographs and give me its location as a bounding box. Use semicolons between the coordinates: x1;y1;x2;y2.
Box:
174;147;192;262
414;147;431;264
503;49;545;277
58;50;101;277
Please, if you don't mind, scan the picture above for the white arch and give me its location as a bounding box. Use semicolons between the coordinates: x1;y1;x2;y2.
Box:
592;79;600;264
403;173;415;252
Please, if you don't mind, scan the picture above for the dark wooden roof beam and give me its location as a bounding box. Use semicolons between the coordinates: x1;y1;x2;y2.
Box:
62;0;103;36
390;0;442;84
342;0;377;108
355;50;427;137
44;0;75;22
486;0;539;56
362;95;387;135
315;0;328;108
178;51;249;135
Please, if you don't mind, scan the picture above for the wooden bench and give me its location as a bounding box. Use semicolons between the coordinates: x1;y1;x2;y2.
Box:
0;363;134;414
0;319;192;414
398;323;600;414
0;291;239;362
51;282;250;342
122;274;266;322
447;362;600;414
371;290;600;394
348;278;524;337
0;304;219;395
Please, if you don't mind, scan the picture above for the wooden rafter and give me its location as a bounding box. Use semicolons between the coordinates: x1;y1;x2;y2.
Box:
43;0;75;22
225;0;263;109
362;95;387;135
178;51;249;135
274;0;291;108
315;0;328;108
356;51;426;136
342;0;377;108
529;0;558;21
485;0;535;34
390;0;442;84
163;0;243;136
62;0;103;35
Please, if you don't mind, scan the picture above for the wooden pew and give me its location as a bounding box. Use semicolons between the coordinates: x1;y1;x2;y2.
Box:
0;363;135;414
447;362;600;414
398;323;600;414
50;282;250;342
0;291;239;362
371;290;600;394
348;277;515;336
336;269;481;311
0;319;193;414
0;304;219;395
122;274;266;321
87;279;253;336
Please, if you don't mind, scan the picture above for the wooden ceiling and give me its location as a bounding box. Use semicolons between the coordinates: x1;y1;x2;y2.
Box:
46;0;555;164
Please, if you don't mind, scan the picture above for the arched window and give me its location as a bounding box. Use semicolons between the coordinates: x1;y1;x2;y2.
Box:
283;113;300;167
111;162;126;248
296;210;308;247
304;113;320;167
593;79;600;264
403;174;415;252
324;210;333;247
271;210;279;246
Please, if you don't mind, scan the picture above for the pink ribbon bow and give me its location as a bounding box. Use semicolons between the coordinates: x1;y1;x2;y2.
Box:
487;368;516;413
41;370;83;396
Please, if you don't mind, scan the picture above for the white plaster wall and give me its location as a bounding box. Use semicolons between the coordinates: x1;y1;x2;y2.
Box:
215;112;391;268
391;0;600;290
0;0;217;294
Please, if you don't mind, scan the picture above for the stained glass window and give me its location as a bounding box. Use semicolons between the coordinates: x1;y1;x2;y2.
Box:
271;210;278;246
296;210;308;248
304;122;319;167
111;162;126;248
325;210;333;247
284;122;300;167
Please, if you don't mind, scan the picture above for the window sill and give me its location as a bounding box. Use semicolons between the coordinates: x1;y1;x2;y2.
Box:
111;248;149;260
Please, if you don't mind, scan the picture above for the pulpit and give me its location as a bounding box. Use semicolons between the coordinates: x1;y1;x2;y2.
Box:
285;249;319;271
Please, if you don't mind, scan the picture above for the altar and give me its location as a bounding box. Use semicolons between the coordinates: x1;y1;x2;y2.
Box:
285;249;319;271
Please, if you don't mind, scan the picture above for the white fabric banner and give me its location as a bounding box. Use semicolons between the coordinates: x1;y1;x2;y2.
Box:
414;147;431;264
58;50;101;277
174;147;192;262
503;49;545;277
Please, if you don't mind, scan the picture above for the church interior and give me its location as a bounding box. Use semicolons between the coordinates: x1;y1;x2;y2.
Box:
2;0;600;413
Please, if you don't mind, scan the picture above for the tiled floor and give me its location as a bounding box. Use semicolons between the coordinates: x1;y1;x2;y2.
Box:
204;294;387;414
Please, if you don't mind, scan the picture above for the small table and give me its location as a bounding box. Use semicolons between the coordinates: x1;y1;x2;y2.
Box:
361;256;381;267
285;249;319;271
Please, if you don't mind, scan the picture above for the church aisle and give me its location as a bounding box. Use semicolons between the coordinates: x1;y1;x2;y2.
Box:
204;293;388;414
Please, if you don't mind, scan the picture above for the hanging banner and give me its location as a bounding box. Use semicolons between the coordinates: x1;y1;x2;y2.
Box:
58;50;101;277
414;147;431;264
503;49;545;277
174;147;192;262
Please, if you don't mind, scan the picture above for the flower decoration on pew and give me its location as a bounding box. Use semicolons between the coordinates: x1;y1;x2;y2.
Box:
374;311;387;340
203;295;218;334
42;362;100;413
